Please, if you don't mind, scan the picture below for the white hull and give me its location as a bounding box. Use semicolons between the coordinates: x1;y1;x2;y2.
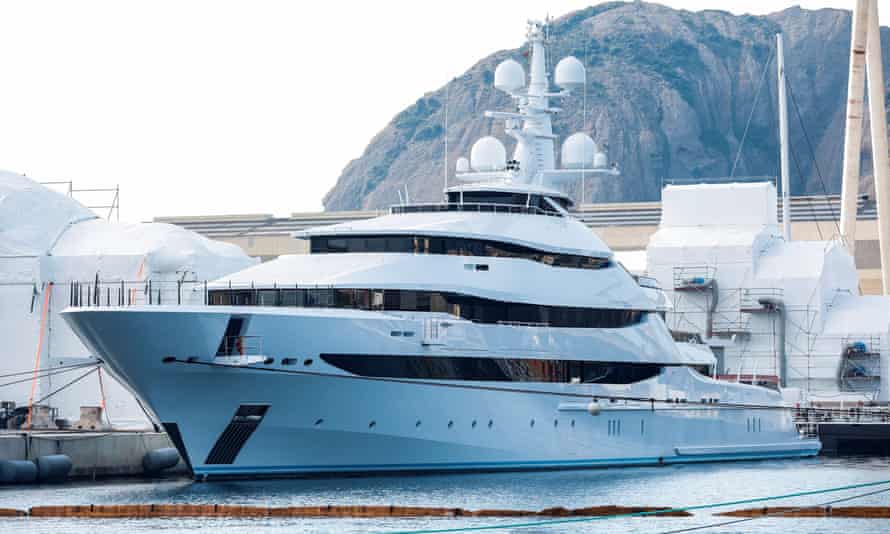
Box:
64;306;820;479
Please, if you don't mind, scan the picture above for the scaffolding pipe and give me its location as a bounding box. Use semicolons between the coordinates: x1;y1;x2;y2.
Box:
839;0;871;254
777;33;792;241
866;0;890;295
704;279;719;340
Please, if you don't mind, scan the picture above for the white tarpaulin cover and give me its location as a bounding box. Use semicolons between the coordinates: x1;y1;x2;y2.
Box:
0;170;257;428
660;182;778;227
0;171;95;257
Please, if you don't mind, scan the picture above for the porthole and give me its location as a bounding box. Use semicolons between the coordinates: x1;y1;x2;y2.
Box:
471;420;477;428
282;358;297;366
314;419;324;426
263;357;275;365
488;420;493;428
553;419;558;428
447;420;454;428
368;421;376;428
303;358;313;366
571;419;575;428
415;420;422;427
530;419;535;428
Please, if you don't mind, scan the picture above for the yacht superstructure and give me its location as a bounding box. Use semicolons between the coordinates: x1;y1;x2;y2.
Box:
62;20;819;479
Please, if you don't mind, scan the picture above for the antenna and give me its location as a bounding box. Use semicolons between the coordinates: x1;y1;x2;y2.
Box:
444;83;449;199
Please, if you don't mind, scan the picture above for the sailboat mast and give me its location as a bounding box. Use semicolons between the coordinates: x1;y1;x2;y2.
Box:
777;33;791;241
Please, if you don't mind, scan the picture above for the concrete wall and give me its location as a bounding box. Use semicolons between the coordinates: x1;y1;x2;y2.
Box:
0;431;188;478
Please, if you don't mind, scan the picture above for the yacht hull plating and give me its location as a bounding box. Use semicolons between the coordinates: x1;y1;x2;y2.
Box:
63;306;820;479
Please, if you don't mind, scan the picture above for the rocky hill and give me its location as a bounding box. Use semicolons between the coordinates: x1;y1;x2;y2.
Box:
323;2;890;211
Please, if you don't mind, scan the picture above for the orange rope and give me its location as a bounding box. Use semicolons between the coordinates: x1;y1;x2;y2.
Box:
97;366;109;424
26;282;53;429
130;258;145;304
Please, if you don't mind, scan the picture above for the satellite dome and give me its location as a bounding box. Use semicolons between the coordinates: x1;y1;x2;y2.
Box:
494;59;525;94
555;56;585;92
593;151;608;169
561;132;597;169
455;157;470;173
470;136;507;172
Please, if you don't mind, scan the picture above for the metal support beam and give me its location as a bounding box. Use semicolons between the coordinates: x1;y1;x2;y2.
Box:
777;33;791;242
839;0;870;254
866;0;890;295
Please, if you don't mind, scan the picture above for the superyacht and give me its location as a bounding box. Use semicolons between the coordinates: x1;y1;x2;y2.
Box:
63;20;819;479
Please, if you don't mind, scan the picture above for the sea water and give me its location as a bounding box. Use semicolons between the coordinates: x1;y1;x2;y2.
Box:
1;456;888;533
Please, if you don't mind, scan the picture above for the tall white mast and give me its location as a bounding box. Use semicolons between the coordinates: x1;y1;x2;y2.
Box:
839;0;871;254
457;19;617;188
866;0;890;295
777;33;791;241
444;84;449;198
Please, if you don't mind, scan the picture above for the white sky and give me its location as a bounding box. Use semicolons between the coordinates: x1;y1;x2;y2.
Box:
0;1;884;222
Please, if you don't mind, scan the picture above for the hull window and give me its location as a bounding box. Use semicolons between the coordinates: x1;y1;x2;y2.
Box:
209;288;646;329
310;235;611;270
320;354;664;384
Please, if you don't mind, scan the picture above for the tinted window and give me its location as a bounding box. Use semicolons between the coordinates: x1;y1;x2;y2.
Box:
208;288;645;329
310;235;611;270
320;354;663;383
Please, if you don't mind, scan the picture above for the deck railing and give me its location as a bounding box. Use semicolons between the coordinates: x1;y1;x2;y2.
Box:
67;280;208;308
390;202;561;217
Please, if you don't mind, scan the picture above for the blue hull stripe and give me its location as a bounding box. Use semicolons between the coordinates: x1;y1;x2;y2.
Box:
194;449;819;476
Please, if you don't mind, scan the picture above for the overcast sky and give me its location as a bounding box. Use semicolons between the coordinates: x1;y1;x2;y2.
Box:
0;1;885;222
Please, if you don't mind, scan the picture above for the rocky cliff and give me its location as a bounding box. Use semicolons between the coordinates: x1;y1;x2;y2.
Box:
323;2;890;211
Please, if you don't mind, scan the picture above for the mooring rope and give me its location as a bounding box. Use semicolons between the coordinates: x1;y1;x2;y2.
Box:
655;484;890;534
382;478;890;533
26;282;53;429
33;367;99;406
0;362;98;390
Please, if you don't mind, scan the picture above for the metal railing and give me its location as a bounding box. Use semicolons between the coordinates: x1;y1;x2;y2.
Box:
672;266;716;290
739;288;784;312
390;202;562;217
67;279;208;308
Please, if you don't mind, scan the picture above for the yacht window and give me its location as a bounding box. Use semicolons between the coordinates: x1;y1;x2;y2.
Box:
208;288;646;329
257;290;279;307
321;354;663;384
310;235;611;271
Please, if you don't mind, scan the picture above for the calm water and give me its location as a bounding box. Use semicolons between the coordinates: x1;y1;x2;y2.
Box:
1;456;889;533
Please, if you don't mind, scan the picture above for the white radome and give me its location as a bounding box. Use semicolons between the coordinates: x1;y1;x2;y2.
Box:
455;157;470;173
470;136;507;172
561;132;597;169
555;56;586;92
494;59;526;94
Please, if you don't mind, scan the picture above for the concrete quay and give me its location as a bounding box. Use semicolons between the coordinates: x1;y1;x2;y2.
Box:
0;430;187;479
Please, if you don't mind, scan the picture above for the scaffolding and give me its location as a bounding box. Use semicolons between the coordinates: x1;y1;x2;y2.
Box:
40;180;120;221
839;335;883;398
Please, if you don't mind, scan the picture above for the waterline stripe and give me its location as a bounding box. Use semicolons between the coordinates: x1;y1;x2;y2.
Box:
383;478;890;533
